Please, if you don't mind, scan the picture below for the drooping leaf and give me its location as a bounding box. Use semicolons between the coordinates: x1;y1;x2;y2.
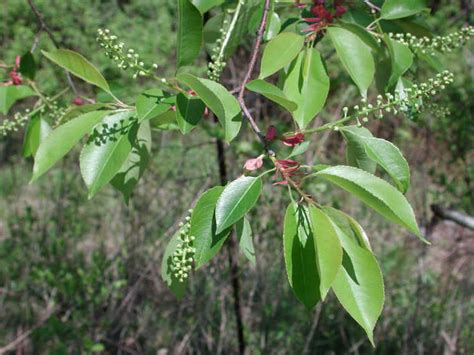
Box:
190;186;231;269
315;166;426;242
384;35;414;89
259;32;305;79
22;114;52;158
322;207;372;251
177;73;241;142
283;203;342;309
283;48;330;128
341;126;411;193
324;207;384;346
215;176;262;233
80;111;137;198
246;79;298;112
364;137;411;193
381;0;428;20
341;126;377;173
236;217;256;266
191;0;224;14
32;110;111;181
264;12;281;41
327;26;375;97
111;120;152;203
135;89;173;122
19;51;36;80
177;0;203;68
0;85;36;115
42;49;110;93
337;22;381;53
161;230;188;299
175;93;206;134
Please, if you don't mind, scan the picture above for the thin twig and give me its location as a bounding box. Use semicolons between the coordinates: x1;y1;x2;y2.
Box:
364;0;381;11
27;0;78;94
237;0;272;149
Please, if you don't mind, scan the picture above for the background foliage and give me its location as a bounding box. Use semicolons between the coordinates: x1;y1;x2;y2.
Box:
0;0;473;353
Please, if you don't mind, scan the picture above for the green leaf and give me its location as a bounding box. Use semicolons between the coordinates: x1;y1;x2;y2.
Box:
32;110;111;182
259;32;304;79
264;12;281;41
177;74;241;142
42;49;110;93
161;230;188;299
215;176;262;234
322;207;372;251
177;0;203;68
111;120;152;204
324;207;384;346
191;0;224;14
246;79;298;112
341;126;411;193
22;114;52;158
364;137;410;194
327;26;375;97
150;111;178;130
190;186;231;269
341;126;377;174
58;103;108;125
315;166;426;242
338;22;382;53
135;89;173;122
236;217;256;266
175;93;206;134
283;203;342;309
381;0;428;20
384;35;414;89
282;49;329;128
0;85;36;115
80;111;137;198
19;52;36;80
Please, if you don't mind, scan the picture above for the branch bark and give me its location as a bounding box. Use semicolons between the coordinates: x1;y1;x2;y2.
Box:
27;0;78;94
431;204;474;230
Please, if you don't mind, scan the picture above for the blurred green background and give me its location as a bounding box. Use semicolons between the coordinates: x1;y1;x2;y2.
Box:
0;0;473;353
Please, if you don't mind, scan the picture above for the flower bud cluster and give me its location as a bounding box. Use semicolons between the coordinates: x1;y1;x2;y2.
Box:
208;14;232;81
337;71;454;128
47;101;67;126
0;109;30;136
97;28;158;79
389;26;474;54
172;210;196;282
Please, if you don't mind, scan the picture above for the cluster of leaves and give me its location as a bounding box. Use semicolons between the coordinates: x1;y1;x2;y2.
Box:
1;0;473;345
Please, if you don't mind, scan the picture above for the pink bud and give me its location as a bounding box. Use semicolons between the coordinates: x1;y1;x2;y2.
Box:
72;96;84;106
243;156;264;171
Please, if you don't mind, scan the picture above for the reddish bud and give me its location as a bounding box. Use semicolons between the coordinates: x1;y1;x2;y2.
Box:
335;5;347;17
243;155;264;171
276;159;299;169
72;96;85;106
265;126;278;141
282;132;305;147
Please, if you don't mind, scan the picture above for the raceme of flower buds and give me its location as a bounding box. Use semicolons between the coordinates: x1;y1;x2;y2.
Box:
333;71;455;129
171;210;196;283
96;28;158;79
390;26;474;55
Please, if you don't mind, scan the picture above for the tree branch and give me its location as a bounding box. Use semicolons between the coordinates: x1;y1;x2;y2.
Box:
237;0;272;150
27;0;78;94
